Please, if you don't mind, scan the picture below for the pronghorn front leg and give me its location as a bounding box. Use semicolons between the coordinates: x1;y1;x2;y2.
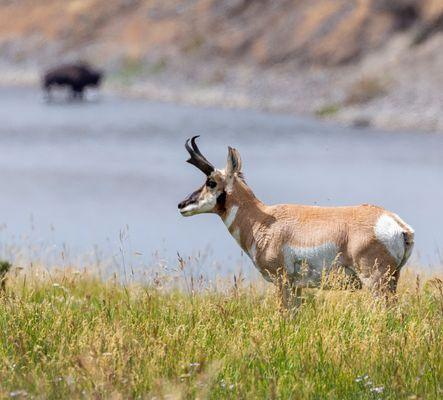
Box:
289;285;303;314
279;283;303;313
277;271;303;312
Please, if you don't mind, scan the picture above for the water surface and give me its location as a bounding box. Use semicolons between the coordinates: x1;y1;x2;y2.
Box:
0;87;441;276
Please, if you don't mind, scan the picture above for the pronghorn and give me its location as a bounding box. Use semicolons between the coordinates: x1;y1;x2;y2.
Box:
178;136;414;308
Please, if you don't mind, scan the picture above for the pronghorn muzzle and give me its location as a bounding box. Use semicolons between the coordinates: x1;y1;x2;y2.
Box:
185;136;214;176
178;187;203;212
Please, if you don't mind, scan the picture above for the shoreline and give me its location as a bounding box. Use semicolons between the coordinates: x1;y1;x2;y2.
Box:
2;49;443;135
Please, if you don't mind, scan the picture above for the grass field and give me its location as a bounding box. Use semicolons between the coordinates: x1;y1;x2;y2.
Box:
0;266;442;399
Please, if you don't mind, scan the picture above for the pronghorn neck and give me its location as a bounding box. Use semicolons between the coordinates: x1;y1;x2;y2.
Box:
220;177;265;252
221;178;263;221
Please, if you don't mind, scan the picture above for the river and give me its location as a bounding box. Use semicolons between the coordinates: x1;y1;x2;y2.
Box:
0;86;441;278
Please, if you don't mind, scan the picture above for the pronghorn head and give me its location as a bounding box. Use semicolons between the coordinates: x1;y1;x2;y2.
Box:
178;136;242;216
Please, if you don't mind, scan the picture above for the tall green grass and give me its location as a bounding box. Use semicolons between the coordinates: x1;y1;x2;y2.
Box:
0;267;441;399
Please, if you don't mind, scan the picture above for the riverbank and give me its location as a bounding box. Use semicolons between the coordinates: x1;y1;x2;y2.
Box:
3;29;443;134
2;1;443;133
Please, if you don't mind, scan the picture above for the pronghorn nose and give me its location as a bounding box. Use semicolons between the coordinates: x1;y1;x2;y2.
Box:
178;188;200;209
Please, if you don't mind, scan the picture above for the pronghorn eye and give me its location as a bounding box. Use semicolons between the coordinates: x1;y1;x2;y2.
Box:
206;180;217;189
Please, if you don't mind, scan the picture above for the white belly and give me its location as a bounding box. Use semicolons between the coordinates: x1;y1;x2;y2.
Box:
283;242;339;287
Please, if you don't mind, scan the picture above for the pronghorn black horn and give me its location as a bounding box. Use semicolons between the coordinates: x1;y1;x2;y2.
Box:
185;135;214;176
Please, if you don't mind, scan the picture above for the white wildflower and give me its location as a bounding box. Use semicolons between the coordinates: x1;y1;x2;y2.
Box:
9;390;28;398
371;386;384;394
355;373;369;383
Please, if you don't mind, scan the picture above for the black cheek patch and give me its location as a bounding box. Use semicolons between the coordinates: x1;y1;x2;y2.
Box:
216;191;226;210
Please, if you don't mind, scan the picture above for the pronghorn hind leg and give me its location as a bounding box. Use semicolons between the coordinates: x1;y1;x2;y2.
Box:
357;257;400;303
277;276;303;313
342;267;363;291
377;267;401;305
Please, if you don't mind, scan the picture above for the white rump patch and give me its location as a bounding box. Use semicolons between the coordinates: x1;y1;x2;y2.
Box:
283;242;339;286
374;214;405;264
224;206;238;229
391;213;415;234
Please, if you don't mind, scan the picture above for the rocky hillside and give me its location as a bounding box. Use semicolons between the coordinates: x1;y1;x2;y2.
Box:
1;0;443;131
1;0;442;67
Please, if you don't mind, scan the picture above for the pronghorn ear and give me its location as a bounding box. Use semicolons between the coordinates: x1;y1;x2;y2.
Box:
226;146;242;177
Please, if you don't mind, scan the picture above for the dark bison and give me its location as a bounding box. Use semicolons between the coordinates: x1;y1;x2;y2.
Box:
42;63;103;100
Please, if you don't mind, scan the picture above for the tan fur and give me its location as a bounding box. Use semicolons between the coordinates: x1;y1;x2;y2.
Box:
220;178;413;294
179;143;415;307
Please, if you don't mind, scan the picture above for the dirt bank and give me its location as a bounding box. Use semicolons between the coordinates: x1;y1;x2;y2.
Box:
1;0;443;132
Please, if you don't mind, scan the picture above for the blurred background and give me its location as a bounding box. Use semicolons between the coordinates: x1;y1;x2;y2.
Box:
0;0;442;278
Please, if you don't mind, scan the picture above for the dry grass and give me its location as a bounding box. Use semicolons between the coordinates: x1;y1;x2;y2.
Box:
0;266;441;399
